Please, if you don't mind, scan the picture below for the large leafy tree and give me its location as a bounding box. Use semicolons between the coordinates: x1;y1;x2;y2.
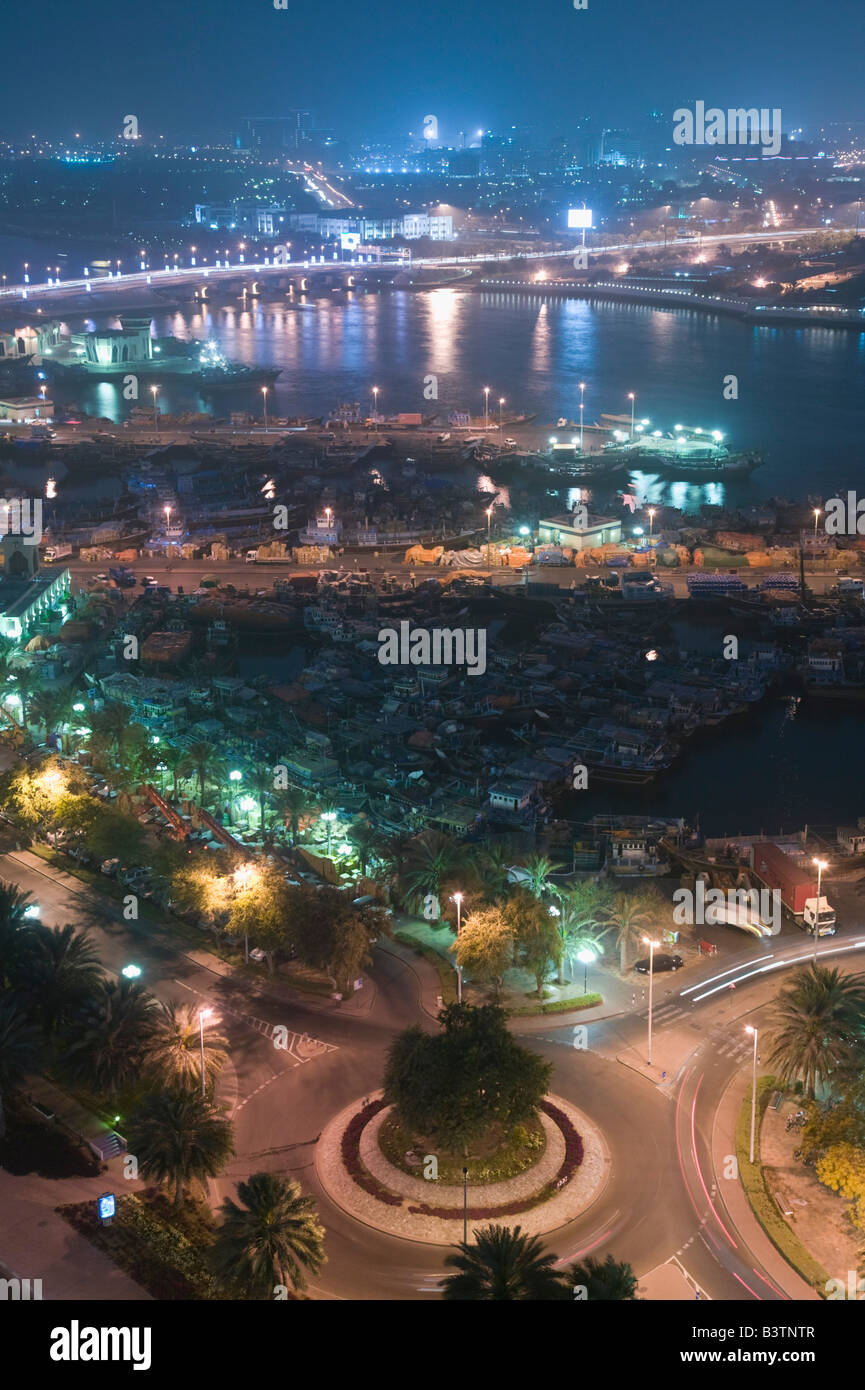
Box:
287;884;384;994
767;964;865;1099
226;864;294;971
0;997;41;1139
383;1003;551;1152
441;1225;565;1301
211;1172;326;1297
453;904;515;997
126;1086;234;1207
503;889;561;998
145;1001;228;1091
567;1253;640;1300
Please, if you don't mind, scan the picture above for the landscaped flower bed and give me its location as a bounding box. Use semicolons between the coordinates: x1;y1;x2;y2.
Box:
341;1096;584;1218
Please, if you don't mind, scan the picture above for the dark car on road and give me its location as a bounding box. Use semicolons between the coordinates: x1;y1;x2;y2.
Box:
634;953;684;974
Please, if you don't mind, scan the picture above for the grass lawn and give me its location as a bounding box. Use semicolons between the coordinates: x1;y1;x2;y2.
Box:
378;1111;546;1185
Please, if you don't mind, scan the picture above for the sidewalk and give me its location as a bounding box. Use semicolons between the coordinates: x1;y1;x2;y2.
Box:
0;1162;150;1301
712;1070;819;1301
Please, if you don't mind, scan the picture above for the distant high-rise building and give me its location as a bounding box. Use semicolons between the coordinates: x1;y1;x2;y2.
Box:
236;114;312;154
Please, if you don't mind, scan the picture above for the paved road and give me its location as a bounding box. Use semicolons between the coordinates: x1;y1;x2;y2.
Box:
3;842;861;1300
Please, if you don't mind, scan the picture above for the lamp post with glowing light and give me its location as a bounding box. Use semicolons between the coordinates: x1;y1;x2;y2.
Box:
164;504;171;537
371;386;379;422
483;387;490;433
812;858;827;962
628;392;636;440
642;936;659;1066
262;386;269;432
199;1008;213;1096
452;892;463;1003
577;946;596;996
813;508;820;539
648;507;655;541
745;1025;759;1163
321;809;337;856
579;382;585;451
498;396;505;430
486;505;493;559
151;386;158;432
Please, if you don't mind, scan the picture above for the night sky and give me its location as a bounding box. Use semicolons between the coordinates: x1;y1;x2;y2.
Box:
6;0;865;143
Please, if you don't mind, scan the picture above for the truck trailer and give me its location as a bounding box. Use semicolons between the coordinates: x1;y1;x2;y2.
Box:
750;841;836;936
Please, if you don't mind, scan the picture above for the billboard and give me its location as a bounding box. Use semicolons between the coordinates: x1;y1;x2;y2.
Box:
567;208;593;229
340;232;361;251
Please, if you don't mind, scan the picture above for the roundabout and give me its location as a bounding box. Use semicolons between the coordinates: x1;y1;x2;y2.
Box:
316;1091;611;1245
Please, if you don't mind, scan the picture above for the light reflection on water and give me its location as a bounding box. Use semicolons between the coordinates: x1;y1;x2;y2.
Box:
46;287;865;504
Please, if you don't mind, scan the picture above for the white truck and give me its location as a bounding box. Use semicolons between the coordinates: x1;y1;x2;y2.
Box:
803;896;836;937
44;544;72;562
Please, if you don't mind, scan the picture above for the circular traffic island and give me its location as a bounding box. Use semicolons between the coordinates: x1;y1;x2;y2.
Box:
316;1092;610;1244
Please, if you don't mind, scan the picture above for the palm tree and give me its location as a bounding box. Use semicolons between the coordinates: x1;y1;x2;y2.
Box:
441;1224;565;1301
0;997;41;1138
159;745;194;801
211;1172;326;1297
246;764;275;835
349;821;385;877
145;1001;228;1090
607;889;665;972
185;741;226;806
16;923;103;1037
0;884;39;990
125;1086;234;1207
29;689;74;746
473;840;518;902
400;830;466;912
516;854;558;900
272;786;308;845
552;881;613;985
767;963;865;1099
567;1253;639;1300
61;978;161;1098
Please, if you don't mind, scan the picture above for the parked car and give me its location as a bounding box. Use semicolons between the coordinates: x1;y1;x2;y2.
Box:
140;575;157;587
634;953;684;974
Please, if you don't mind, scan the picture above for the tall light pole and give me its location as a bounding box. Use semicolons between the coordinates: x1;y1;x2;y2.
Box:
322;809;336;856
745;1025;759;1163
628;392;636;440
452;892;463;1003
648;507;655;540
577;947;595;995
371;385;379;422
262;386;269;432
498;396;505;430
642;936;659;1066
812;858;827;962
483;387;490;433
486;505;493;559
579;381;585;451
199;1007;213;1097
151;386;159;432
813;508;820;539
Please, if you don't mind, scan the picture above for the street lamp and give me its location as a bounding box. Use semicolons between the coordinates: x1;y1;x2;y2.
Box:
371;385;379;421
199;1007;213;1097
577;947;596;996
486;505;493;559
261;386;269;432
321;809;337;855
164;504;171;536
745;1025;759;1163
498;396;505;430
642;936;659;1066
628;392;636;440
483;386;490;432
813;508;820;539
452;892;463;1003
579;381;585;451
150;385;159;432
648;507;655;540
812;858;827;962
